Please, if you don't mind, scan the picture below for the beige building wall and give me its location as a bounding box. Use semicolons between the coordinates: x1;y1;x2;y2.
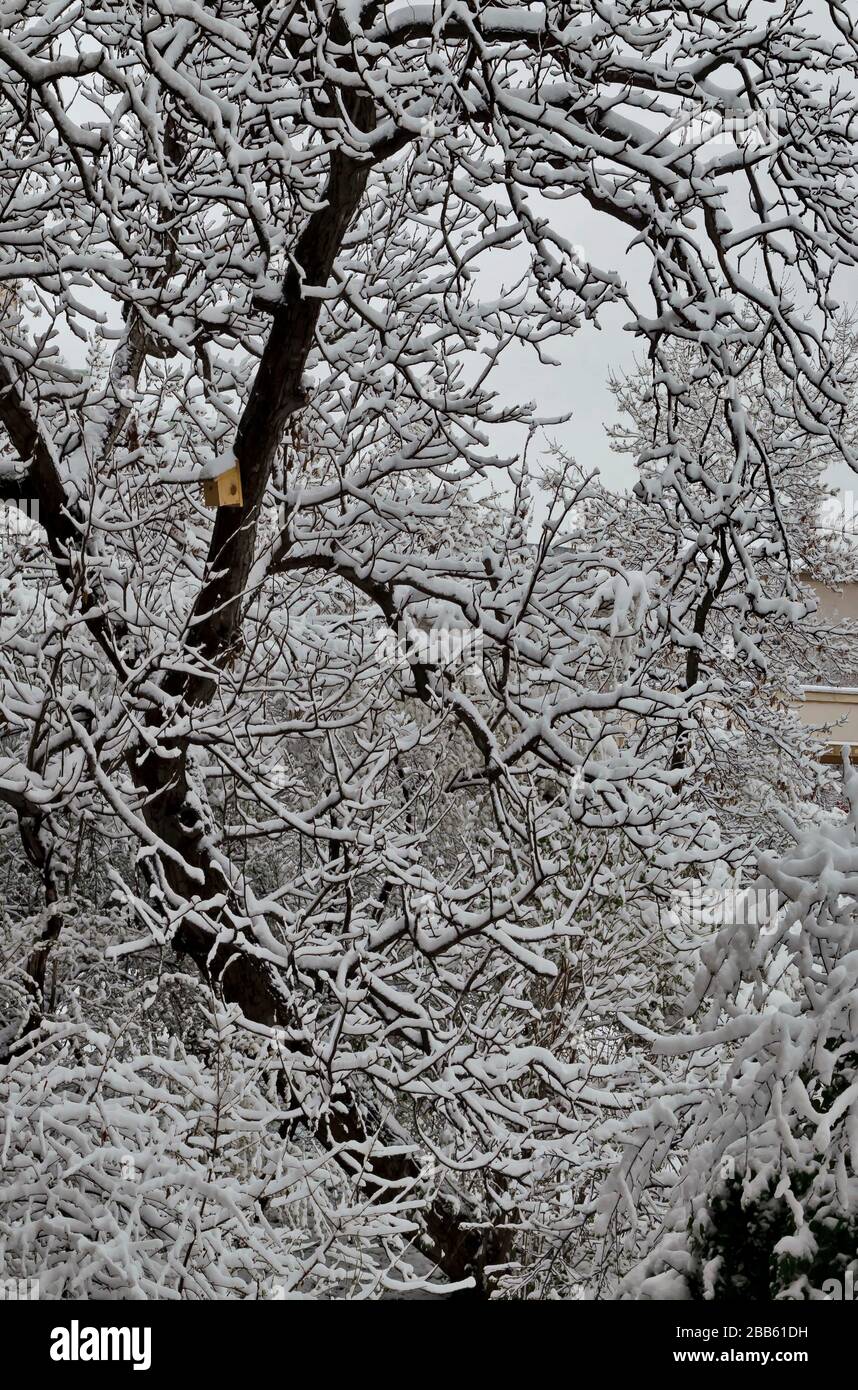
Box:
796;578;858;760
797;687;858;761
805;577;858;627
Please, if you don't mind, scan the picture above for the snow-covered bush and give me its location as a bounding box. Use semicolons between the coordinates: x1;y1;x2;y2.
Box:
610;755;858;1300
0;1012;435;1299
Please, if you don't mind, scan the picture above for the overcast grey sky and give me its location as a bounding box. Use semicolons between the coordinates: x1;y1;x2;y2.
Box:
486;193;858;507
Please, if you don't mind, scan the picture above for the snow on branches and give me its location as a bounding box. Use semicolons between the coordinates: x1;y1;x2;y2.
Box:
0;0;857;1296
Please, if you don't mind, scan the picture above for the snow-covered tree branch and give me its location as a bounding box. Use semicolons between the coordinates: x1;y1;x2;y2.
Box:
2;0;858;1300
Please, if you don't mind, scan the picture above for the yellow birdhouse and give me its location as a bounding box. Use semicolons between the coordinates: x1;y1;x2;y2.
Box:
202;460;243;508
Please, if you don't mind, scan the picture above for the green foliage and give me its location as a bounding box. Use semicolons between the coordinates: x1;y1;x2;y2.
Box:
689;1169;858;1300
